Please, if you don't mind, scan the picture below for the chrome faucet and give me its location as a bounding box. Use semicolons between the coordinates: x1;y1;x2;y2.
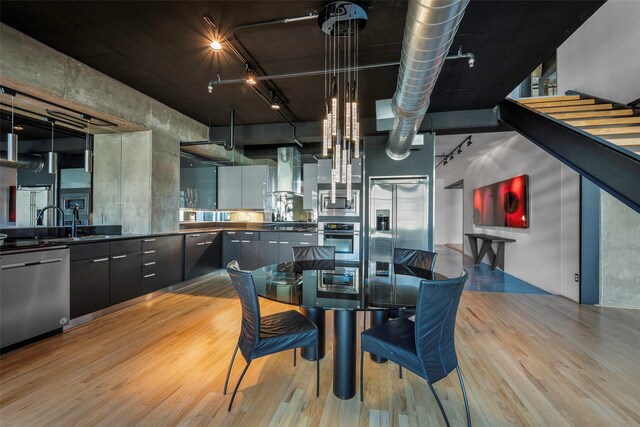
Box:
36;205;65;227
71;205;80;238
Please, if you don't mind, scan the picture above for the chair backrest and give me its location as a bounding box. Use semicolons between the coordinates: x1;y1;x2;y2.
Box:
413;271;468;383
292;245;335;262
394;248;437;271
226;260;261;361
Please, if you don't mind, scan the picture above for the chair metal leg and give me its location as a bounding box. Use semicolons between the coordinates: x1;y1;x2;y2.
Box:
359;349;365;402
293;348;297;367
316;345;320;397
427;381;451;427
456;366;472;427
228;360;252;412
223;342;239;395
399;365;403;379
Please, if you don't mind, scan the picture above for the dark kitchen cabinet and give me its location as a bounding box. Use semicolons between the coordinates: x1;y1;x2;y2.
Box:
203;231;222;270
240;240;261;270
259;240;279;267
155;235;185;288
222;234;242;269
70;243;110;319
278;240;295;263
110;240;142;305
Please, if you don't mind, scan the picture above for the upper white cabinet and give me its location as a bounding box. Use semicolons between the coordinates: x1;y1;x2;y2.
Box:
218;166;273;209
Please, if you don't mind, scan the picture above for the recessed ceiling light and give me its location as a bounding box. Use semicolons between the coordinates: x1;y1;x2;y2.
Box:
209;39;223;51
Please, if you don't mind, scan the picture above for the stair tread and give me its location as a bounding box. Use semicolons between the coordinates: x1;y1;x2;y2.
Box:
549;110;634;120
517;95;581;104
606;138;640;147
565;117;640;127
525;99;595;108
536;104;613;113
586;126;640;136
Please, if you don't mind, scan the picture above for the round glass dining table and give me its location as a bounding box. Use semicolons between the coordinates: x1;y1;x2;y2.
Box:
251;260;463;400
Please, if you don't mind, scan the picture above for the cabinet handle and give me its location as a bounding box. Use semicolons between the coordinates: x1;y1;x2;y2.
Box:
300;242;310;245
39;258;63;265
209;232;217;235
280;241;289;244
268;241;278;244
190;234;201;237
92;258;109;263
245;232;254;235
144;273;156;278
227;232;236;235
303;233;313;236
144;238;156;242
204;241;213;244
231;240;240;243
112;255;127;259
196;242;205;246
242;240;250;243
144;250;156;254
144;261;156;266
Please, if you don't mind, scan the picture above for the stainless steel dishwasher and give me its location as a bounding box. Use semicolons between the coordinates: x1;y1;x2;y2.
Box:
1;248;70;348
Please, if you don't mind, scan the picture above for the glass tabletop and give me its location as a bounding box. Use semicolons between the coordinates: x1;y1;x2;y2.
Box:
251;260;465;311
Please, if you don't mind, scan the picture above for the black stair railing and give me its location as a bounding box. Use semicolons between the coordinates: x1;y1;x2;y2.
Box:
499;98;640;214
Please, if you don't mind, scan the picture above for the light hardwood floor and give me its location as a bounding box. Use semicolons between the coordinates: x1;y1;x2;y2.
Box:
1;274;640;426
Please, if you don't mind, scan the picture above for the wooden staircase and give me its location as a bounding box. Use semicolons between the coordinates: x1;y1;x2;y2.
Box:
516;94;640;154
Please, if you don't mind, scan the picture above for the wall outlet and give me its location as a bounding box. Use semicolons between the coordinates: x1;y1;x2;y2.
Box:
574;273;579;283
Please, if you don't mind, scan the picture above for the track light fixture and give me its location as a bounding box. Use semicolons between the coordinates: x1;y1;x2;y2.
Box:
436;135;474;168
244;68;258;86
209;39;223;51
208;81;214;93
270;92;282;110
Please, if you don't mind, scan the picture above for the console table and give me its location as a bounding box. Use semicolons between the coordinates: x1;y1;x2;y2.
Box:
465;233;516;271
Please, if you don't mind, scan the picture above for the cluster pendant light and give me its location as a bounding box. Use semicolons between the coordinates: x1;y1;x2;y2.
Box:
48;121;58;175
7;94;19;162
319;1;367;202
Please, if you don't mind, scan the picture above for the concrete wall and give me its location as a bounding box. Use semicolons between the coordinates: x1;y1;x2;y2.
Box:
462;134;580;297
0;23;249;233
557;0;640;307
434;178;463;245
600;192;640;308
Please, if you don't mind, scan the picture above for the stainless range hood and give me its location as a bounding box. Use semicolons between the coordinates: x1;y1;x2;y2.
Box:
276;146;302;195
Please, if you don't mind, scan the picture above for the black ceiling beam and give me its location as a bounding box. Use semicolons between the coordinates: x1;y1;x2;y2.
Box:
500;98;640;214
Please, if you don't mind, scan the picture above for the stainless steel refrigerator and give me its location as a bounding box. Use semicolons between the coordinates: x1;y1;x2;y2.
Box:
368;177;430;281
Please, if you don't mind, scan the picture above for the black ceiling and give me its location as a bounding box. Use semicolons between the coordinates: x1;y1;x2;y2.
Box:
1;0;605;130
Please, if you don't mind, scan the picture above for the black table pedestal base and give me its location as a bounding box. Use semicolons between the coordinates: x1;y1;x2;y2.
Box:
301;307;325;361
333;310;356;399
369;310;389;363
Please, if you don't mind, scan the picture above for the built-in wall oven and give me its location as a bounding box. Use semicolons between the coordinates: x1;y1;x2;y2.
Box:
318;222;360;262
318;189;359;217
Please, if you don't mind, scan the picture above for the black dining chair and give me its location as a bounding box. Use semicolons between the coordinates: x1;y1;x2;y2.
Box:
292;245;335;262
224;261;320;411
394;247;437;271
360;272;471;427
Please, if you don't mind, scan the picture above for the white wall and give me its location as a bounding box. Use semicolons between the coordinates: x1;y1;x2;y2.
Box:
434;178;463;245
557;0;640;307
462;134;580;297
557;0;640;103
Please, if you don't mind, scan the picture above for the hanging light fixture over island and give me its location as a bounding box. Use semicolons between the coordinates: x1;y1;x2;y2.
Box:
319;1;367;202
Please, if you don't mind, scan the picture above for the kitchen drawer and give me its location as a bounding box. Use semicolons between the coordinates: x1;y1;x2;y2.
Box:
142;250;157;264
70;242;110;261
299;232;317;244
260;232;280;241
141;237;157;251
111;239;141;255
185;233;206;244
239;231;259;241
279;232;301;242
142;259;157;275
141;271;159;294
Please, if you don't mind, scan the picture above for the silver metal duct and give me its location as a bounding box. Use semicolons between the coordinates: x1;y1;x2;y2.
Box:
386;0;470;160
0;154;45;172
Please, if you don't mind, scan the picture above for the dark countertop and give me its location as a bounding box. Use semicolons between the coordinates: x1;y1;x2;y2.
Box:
1;224;318;254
